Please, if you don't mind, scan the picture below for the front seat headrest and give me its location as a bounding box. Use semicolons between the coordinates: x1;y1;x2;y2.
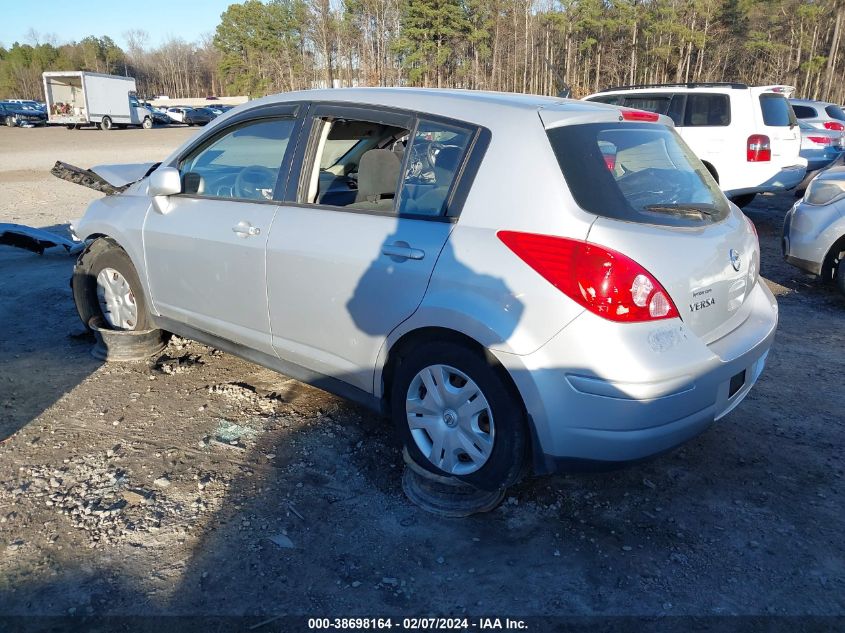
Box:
355;149;401;203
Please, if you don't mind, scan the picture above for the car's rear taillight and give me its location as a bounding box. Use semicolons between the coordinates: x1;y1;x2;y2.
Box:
620;109;660;122
823;121;845;131
747;134;771;162
497;231;679;322
807;135;833;145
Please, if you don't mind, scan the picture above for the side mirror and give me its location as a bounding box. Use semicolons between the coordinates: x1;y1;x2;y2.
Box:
149;167;181;214
149;166;182;196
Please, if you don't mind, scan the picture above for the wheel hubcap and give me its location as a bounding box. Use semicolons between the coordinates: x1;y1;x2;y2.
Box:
405;364;494;475
96;268;138;330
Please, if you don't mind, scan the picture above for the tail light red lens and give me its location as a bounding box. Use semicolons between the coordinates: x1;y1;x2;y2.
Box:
620;109;660;123
807;135;833;145
603;154;616;170
747;134;771;162
497;231;680;323
823;121;845;131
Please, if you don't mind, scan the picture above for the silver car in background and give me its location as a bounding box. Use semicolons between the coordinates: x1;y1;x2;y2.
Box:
798;120;845;173
784;166;845;295
795;119;845;194
70;88;777;489
790;98;845;132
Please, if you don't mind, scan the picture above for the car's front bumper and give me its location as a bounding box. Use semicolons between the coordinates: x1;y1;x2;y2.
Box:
494;281;778;474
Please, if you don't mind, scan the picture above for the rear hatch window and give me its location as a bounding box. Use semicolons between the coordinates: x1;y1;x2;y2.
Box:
546;122;729;227
759;94;797;127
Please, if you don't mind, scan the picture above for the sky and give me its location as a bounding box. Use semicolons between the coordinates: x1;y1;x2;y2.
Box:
0;0;237;49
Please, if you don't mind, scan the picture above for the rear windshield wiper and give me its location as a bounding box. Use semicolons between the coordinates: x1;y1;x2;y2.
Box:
644;203;718;217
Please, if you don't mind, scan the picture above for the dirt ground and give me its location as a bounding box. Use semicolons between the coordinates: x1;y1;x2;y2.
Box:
0;125;843;627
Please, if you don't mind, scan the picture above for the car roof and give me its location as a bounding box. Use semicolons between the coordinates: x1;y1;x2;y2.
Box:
248;87;609;127
789;98;836;107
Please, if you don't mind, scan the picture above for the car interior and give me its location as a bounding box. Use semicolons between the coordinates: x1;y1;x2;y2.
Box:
179;118;295;201
176;112;472;214
308;117;471;216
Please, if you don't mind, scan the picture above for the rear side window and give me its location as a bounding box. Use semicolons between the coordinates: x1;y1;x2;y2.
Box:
759;94;796;127
398;120;473;217
825;104;845;121
546;122;729;227
683;94;730;126
792;104;817;118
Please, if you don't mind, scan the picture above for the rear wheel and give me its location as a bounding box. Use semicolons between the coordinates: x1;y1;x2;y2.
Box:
5;115;15;127
142;117;153;129
390;341;527;491
729;193;756;209
837;258;845;297
101;116;113;131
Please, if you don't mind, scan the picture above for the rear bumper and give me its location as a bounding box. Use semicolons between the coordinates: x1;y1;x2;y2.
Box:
495;281;778;474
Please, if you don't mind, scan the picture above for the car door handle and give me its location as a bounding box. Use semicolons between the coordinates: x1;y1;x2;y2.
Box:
232;222;260;237
381;242;425;261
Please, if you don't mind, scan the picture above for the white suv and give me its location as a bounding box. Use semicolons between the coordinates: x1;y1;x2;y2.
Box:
583;83;806;207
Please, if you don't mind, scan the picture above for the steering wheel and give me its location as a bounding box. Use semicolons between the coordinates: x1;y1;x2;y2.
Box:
426;141;445;167
234;165;277;200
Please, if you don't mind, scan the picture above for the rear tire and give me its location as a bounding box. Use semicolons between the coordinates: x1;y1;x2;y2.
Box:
729;193;756;209
5;115;15;127
390;341;527;491
142;117;153;129
837;259;845;297
101;116;113;131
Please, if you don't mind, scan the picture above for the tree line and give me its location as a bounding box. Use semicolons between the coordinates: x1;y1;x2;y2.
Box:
2;0;845;104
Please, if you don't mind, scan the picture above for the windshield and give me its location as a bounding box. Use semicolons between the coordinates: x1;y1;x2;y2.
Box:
546;122;730;227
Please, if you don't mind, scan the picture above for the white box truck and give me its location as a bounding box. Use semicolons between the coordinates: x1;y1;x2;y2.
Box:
43;71;153;130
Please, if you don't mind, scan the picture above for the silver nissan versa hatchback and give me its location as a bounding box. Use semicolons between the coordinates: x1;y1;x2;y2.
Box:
71;88;778;490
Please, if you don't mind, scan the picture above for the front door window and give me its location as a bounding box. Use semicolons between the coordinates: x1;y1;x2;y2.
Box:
179;118;296;201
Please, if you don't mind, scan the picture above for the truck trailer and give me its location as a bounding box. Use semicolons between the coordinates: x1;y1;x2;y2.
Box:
43;72;153;130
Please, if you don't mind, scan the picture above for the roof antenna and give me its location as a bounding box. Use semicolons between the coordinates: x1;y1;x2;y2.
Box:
543;58;571;99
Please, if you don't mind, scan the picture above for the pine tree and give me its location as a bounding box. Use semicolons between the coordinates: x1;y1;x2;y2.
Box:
395;0;468;87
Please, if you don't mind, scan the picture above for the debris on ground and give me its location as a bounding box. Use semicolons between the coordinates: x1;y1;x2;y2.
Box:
0;223;84;255
5;452;192;547
155;353;205;375
214;419;262;446
267;533;295;549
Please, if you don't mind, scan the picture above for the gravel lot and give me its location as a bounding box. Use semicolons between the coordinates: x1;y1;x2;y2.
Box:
0;125;843;625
